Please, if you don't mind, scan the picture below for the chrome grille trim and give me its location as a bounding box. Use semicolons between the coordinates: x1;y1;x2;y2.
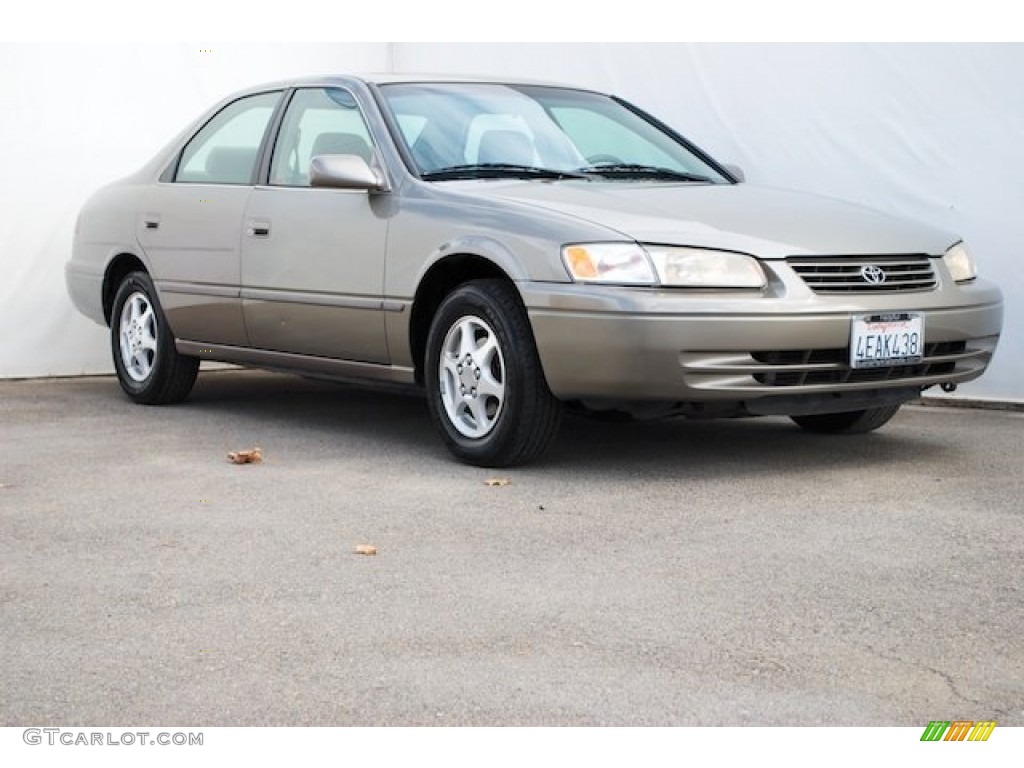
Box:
677;336;1000;394
750;342;964;386
788;255;937;293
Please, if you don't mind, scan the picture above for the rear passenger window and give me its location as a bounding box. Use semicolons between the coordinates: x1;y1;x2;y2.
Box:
175;92;281;184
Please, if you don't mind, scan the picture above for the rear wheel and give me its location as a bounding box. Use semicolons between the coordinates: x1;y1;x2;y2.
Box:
790;404;901;434
110;271;198;404
425;279;561;466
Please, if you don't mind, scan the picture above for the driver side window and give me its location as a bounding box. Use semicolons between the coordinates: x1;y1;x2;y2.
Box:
270;88;375;187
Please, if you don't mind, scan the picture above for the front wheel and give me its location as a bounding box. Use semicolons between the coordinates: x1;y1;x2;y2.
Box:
790;404;902;434
425;279;561;466
110;271;198;404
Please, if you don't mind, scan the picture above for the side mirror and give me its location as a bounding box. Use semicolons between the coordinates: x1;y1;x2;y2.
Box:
722;163;746;183
309;154;389;191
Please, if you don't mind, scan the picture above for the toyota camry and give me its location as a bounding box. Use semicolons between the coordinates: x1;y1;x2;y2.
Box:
65;75;1004;465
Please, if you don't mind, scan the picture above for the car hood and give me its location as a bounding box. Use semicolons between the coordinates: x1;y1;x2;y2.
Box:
457;181;957;258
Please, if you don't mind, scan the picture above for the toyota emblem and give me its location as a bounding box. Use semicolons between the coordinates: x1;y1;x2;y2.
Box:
860;265;886;284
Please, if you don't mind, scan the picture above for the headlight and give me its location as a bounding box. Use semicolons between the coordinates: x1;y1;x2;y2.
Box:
562;243;766;288
644;245;766;288
561;243;657;284
943;242;977;283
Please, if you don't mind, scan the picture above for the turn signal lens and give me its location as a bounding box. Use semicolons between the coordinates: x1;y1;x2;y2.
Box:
560;244;657;285
943;242;977;283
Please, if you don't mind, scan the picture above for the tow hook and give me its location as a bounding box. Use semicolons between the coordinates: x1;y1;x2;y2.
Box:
941;382;958;393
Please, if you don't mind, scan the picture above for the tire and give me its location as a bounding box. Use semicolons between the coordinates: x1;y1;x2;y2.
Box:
110;271;198;405
790;404;901;434
424;279;562;466
564;401;636;423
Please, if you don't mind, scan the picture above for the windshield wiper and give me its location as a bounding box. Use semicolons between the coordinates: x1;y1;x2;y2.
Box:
577;163;713;182
420;164;588;181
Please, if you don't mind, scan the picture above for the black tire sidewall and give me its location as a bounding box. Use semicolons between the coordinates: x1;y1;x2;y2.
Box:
791;404;901;434
424;282;537;465
110;271;177;401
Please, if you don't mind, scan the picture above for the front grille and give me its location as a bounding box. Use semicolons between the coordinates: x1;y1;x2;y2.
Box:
788;255;937;293
752;342;965;386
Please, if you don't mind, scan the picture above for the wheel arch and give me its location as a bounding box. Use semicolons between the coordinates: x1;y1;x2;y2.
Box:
102;253;149;326
410;253;520;386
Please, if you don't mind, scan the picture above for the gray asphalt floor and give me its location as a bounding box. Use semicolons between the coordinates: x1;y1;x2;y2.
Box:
1;370;1021;725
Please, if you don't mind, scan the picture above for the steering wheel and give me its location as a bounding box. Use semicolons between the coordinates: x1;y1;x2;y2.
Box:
585;154;623;166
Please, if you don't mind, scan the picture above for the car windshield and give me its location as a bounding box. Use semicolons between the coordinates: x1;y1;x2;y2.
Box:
378;83;729;183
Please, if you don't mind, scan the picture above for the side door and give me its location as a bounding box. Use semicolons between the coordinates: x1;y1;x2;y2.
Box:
240;87;391;364
138;90;282;345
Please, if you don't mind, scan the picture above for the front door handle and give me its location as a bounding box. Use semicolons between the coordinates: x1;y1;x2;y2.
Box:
247;220;271;237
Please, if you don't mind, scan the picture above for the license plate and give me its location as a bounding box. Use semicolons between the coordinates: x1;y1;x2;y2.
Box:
850;313;924;369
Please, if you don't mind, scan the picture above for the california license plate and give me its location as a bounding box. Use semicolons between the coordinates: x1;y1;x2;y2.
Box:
850;313;924;369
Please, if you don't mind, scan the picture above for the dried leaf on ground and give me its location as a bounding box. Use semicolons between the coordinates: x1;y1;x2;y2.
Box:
484;478;511;487
354;544;378;556
227;447;263;464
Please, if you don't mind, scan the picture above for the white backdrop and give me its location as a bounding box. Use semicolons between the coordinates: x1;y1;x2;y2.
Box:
0;43;387;379
2;43;1021;401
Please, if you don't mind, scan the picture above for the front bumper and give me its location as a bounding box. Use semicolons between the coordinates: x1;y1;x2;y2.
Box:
522;278;1003;403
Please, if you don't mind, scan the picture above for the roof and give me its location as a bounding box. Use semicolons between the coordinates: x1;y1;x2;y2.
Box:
237;72;583;92
354;72;573;87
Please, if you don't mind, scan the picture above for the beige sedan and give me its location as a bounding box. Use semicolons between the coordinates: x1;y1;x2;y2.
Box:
66;75;1003;465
